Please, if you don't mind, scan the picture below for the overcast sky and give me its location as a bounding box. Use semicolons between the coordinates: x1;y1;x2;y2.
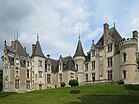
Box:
0;0;139;68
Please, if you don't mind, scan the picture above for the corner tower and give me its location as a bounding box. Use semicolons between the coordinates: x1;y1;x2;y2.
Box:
31;35;46;90
73;37;85;84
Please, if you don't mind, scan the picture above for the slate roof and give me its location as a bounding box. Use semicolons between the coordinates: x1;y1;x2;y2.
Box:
46;56;76;73
73;39;85;58
32;41;45;58
96;27;122;54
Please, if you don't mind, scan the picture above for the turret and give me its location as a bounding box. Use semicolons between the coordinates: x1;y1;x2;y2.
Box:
73;37;85;83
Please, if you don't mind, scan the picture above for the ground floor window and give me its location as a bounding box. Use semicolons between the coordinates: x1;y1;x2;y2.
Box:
123;70;126;79
85;74;88;82
108;70;112;80
92;73;95;82
47;74;51;83
15;79;19;89
26;80;30;90
39;84;42;90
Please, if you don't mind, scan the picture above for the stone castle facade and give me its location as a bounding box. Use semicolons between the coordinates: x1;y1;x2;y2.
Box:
1;23;139;92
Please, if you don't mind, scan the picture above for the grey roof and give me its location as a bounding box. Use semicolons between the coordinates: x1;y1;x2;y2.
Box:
73;39;85;58
96;27;122;54
32;41;45;58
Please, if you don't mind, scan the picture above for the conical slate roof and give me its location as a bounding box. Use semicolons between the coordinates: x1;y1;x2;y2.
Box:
32;41;45;58
73;39;85;58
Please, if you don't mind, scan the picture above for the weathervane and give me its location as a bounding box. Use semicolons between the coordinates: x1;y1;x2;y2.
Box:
37;33;39;41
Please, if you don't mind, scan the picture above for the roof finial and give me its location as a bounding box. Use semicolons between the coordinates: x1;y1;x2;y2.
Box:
16;28;18;40
114;22;115;28
78;24;80;40
37;33;39;41
92;40;94;44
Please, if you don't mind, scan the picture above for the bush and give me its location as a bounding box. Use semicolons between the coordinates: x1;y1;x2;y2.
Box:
69;79;79;86
117;80;125;85
60;82;66;87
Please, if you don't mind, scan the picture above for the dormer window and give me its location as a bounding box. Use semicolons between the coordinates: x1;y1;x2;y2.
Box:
108;43;112;52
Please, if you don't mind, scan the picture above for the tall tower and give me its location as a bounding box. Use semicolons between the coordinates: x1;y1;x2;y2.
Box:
31;35;46;90
73;37;85;84
119;31;138;84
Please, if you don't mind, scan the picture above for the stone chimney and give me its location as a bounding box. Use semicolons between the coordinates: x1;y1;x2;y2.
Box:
11;41;17;49
103;23;109;43
32;44;36;54
133;30;138;39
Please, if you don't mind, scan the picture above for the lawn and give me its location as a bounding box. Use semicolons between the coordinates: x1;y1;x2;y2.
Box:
0;84;139;104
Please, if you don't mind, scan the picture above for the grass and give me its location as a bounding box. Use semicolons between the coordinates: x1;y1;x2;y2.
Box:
0;84;139;104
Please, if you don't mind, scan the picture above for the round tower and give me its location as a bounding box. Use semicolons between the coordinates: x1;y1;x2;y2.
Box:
119;33;138;84
73;39;85;84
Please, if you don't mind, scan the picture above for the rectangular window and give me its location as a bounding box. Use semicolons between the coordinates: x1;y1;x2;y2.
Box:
108;57;112;67
39;60;42;67
123;70;126;79
15;79;19;89
59;74;62;82
27;70;29;78
92;73;95;82
26;80;30;90
32;71;34;78
76;64;78;71
27;61;30;66
47;64;50;71
47;74;51;83
85;74;88;82
108;43;112;52
92;61;95;70
108;70;112;80
39;71;42;78
85;63;88;71
15;67;19;77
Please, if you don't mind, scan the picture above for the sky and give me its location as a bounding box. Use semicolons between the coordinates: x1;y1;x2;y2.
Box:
0;0;139;68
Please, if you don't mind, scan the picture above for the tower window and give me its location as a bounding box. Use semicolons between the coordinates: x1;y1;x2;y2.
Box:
123;52;127;62
39;60;42;67
27;70;30;78
39;71;42;78
123;70;126;79
92;61;95;70
76;64;78;71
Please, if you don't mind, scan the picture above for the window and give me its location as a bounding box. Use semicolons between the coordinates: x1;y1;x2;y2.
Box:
92;73;95;82
59;74;62;82
47;64;50;71
85;74;88;82
27;61;30;66
76;64;78;71
85;63;88;71
15;58;19;65
108;70;112;80
15;67;19;77
47;74;51;83
32;71;34;78
27;70;29;78
108;43;112;52
123;52;127;62
39;60;42;67
15;79;19;89
108;57;112;67
92;61;95;70
123;70;126;79
39;71;42;78
26;80;30;89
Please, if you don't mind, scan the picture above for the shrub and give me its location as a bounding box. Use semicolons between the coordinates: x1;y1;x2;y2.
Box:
60;82;66;87
117;80;125;85
69;79;79;86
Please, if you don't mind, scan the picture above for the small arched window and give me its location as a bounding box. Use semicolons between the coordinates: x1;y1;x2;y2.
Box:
123;52;127;62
